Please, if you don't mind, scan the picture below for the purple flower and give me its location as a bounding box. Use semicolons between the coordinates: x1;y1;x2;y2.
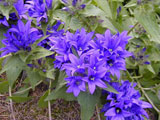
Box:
66;28;94;55
72;0;78;6
14;0;28;19
45;0;53;9
94;30;131;78
62;53;85;75
83;68;107;94
38;21;65;50
61;0;86;14
9;13;18;21
25;0;48;23
132;47;150;65
0;20;41;56
104;103;132;119
117;6;121;16
0;15;9;27
48;28;132;96
102;81;152;120
65;76;86;96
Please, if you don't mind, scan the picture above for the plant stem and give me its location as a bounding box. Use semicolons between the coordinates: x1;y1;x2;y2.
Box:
127;22;139;35
143;84;160;90
13;80;43;94
48;79;52;120
137;81;160;114
96;104;101;120
126;70;160;114
9;86;16;120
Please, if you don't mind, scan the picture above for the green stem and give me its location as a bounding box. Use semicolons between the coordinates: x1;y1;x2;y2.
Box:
126;70;160;114
13;80;43;94
48;79;52;120
131;75;143;79
9;86;16;120
137;81;160;114
78;15;92;32
127;22;139;35
96;104;101;120
143;84;160;90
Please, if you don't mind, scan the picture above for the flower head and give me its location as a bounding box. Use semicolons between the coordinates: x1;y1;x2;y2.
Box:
102;81;152;120
0;20;41;56
25;0;52;23
14;0;28;19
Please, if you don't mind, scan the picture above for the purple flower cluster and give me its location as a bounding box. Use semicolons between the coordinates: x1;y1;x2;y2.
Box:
0;20;41;56
38;20;65;50
132;47;150;65
25;0;53;23
49;28;131;96
102;81;152;120
62;0;86;14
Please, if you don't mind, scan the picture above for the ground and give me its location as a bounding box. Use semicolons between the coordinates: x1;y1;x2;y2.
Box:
0;83;157;120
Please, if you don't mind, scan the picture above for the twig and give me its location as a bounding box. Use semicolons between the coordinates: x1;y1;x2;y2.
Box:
9;86;16;120
96;104;101;120
13;80;43;94
48;79;52;120
127;22;139;35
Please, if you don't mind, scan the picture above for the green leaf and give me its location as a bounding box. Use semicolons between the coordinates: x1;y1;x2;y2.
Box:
4;55;25;88
94;0;112;18
45;86;76;101
0;81;9;93
0;25;7;48
99;16;116;33
78;91;101;120
134;8;160;43
29;47;54;60
13;85;29;97
124;0;137;8
9;96;31;103
27;70;43;89
0;5;13;19
54;71;67;92
32;35;49;48
146;91;160;105
103;83;119;94
38;90;49;108
81;4;104;17
69;16;83;31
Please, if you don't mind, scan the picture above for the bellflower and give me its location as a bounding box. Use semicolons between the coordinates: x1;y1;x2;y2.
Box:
9;13;18;21
61;0;86;14
102;81;152;120
65;76;86;96
49;28;132;96
45;0;53;9
0;20;41;56
95;30;131;78
62;54;85;75
14;0;28;19
83;68;107;94
66;28;94;55
38;20;65;50
0;15;9;27
25;0;48;23
132;47;150;65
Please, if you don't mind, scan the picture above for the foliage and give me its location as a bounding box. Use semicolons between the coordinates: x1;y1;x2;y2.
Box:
0;0;160;119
